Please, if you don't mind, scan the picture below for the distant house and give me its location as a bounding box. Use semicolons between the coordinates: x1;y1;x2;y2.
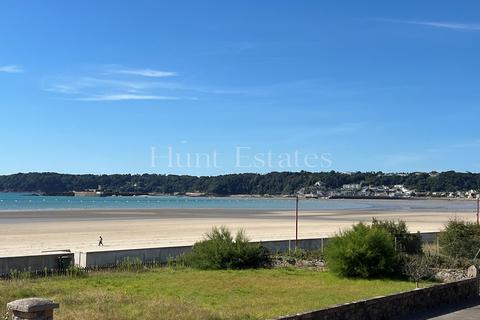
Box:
392;184;413;196
465;190;478;199
359;187;375;197
314;181;325;188
342;184;362;191
73;185;105;197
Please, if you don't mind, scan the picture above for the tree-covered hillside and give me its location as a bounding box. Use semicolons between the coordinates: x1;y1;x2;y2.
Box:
0;171;479;195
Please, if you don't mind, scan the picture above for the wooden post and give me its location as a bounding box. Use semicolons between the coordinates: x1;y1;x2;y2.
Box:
436;235;439;255
477;197;479;226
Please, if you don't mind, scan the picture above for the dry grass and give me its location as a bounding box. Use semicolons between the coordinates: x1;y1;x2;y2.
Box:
423;242;440;255
0;268;417;320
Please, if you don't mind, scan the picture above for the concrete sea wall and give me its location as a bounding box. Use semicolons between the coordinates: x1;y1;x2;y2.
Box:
77;237;330;268
77;232;439;268
78;245;192;268
0;253;74;276
1;232;440;271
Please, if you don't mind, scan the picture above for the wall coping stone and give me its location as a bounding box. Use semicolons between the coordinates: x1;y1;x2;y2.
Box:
7;298;59;313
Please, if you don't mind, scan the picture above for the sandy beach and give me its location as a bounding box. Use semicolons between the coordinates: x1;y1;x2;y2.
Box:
0;207;476;257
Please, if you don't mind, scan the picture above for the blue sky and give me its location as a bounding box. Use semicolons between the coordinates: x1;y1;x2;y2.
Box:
1;1;480;175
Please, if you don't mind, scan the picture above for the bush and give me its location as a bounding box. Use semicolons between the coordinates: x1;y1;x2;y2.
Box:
372;218;422;254
324;222;397;278
401;252;473;271
439;219;480;259
181;226;271;270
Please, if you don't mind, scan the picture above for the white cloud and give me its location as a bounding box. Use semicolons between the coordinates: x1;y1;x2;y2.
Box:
112;68;177;78
0;65;24;73
382;19;480;31
76;94;180;101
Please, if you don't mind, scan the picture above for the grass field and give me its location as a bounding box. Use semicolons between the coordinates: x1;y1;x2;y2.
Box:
0;268;418;320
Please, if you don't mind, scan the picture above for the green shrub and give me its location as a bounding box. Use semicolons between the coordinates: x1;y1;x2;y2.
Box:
324;222;397;278
181;226;271;270
372;218;422;254
439;219;480;259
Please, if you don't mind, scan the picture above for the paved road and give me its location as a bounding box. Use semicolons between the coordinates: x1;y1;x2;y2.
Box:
397;299;480;319
428;304;480;319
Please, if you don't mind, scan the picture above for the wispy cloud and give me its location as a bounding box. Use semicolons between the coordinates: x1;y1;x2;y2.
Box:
382;153;427;167
45;73;188;102
46;77;150;93
323;123;364;135
110;68;177;78
225;41;257;52
381;19;480;31
76;94;180;101
44;64;269;102
0;65;24;73
380;139;480;170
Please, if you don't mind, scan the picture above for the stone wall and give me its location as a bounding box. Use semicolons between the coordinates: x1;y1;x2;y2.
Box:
276;278;479;320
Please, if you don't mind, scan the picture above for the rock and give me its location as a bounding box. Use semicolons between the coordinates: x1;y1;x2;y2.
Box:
434;269;469;283
272;256;325;270
467;265;478;278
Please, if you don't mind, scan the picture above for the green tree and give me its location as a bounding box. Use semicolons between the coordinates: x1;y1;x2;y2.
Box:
371;218;422;254
439;219;480;259
325;223;397;278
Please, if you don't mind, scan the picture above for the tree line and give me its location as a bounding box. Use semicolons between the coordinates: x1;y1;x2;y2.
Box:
0;171;479;195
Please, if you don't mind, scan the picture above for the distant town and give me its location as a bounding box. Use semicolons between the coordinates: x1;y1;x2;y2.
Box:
299;182;479;199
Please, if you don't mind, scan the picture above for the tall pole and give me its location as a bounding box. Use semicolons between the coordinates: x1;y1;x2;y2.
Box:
295;194;299;249
477;196;479;226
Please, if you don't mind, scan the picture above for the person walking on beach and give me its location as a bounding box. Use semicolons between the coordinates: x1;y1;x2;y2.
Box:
98;235;104;246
